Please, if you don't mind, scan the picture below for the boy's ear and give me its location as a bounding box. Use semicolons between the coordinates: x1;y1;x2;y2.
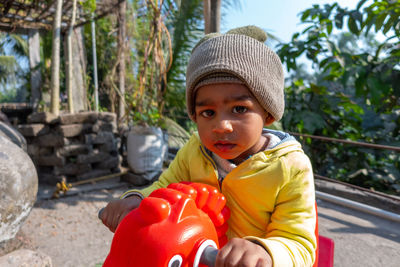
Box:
265;115;275;126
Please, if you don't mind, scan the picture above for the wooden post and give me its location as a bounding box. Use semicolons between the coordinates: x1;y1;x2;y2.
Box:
50;0;63;115
203;0;221;34
66;0;78;113
210;0;221;33
203;0;211;34
91;16;99;112
118;0;127;122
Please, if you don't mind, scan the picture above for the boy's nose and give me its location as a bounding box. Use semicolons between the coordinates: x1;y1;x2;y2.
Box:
213;119;233;133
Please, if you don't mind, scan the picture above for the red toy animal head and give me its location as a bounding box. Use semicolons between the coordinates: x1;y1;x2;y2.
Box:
103;182;230;267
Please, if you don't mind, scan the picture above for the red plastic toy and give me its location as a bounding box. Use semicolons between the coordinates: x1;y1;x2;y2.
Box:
103;182;334;266
103;182;230;267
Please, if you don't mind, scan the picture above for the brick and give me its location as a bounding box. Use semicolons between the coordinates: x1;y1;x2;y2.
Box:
59;112;98;125
57;123;92;137
18;124;49;137
38;173;64;185
92;121;116;133
96;131;115;143
98;112;117;123
37;133;66;147
77;152;108;164
97;142;118;154
93;156;120;169
56;144;91;157
36;155;66;167
27;112;59;124
54;163;92;176
27;143;40;157
76;169;111;180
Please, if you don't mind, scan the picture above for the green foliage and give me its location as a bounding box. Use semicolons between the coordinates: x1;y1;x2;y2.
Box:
79;0;96;13
124;0;173;128
277;0;400;195
0;33;29;102
163;0;204;129
83;15;117;112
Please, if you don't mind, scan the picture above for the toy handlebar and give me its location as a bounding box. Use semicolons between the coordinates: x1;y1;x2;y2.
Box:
98;207;220;266
98;207;104;219
199;246;219;267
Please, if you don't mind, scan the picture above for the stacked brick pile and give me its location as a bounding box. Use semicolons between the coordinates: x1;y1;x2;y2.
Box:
18;111;121;184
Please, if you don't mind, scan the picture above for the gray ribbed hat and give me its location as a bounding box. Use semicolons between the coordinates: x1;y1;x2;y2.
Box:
186;26;285;121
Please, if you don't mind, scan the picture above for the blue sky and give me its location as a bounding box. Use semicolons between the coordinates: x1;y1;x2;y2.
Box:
222;0;360;43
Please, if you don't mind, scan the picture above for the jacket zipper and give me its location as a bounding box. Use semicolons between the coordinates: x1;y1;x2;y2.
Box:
199;145;223;191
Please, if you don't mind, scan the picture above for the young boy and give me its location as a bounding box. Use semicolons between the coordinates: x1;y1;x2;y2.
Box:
101;26;317;266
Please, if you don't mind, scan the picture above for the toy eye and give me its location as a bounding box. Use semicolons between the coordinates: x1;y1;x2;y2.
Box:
193;239;218;267
168;254;183;267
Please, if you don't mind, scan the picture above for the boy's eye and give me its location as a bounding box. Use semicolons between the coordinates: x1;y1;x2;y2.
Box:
200;110;215;118
232;106;247;114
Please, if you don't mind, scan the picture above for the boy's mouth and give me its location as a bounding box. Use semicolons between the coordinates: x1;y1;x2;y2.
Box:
214;141;236;152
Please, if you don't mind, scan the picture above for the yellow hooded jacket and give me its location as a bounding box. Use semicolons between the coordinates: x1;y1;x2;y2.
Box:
122;130;317;266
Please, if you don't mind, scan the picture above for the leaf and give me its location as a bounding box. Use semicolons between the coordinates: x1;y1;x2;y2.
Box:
356;0;368;10
382;14;398;34
355;76;366;96
348;17;359;34
334;13;344;29
327;21;333;34
301;9;311;21
375;13;388;32
301;111;326;133
341;101;364;115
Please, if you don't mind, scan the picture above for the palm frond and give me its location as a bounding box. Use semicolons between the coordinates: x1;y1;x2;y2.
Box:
0;56;20;84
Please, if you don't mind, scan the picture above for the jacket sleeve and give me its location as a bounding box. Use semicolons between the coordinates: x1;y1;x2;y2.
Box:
120;135;195;199
245;152;317;267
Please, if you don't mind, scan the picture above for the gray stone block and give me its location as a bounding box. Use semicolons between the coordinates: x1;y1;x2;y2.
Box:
56;144;91;157
59;112;98;125
98;143;118;154
54;163;92;176
76;169;111;180
37;133;66;147
85;131;115;145
92;121;116;133
18;123;49;137
98;112;117;122
37;173;64;185
36;155;65;167
77;152;108;164
27;112;59;124
94;156;120;169
27;144;53;157
56;123;92;138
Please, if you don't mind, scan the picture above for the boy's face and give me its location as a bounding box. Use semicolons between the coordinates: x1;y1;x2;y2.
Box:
194;83;275;164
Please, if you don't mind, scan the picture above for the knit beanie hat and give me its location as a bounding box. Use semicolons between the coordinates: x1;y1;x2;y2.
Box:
186;25;285;121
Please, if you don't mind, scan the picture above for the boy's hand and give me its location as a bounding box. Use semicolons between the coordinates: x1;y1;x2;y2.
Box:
100;195;142;233
215;238;272;267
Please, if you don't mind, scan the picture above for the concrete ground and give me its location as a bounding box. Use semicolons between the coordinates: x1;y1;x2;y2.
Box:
317;198;400;266
8;178;400;267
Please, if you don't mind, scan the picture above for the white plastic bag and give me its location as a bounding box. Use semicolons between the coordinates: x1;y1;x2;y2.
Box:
127;125;168;181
